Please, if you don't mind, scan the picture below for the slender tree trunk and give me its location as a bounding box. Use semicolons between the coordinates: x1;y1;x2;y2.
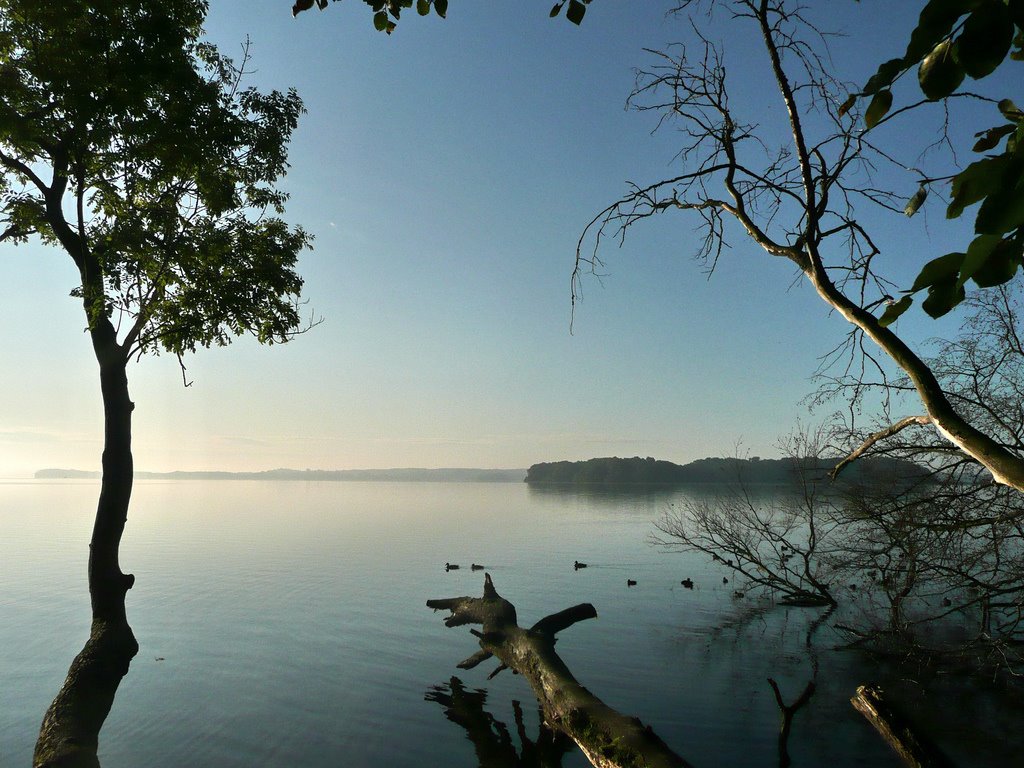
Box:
34;324;138;768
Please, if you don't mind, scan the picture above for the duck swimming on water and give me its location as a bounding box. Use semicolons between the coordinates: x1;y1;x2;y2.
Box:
574;560;588;570
471;563;485;570
445;562;460;571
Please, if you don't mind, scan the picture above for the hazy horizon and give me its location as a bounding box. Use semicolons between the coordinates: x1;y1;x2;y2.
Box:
1;2;1000;478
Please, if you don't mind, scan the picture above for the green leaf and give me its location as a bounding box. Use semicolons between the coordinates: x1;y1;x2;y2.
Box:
954;1;1014;78
911;251;966;291
417;0;430;16
863;57;910;95
919;39;965;99
956;233;1001;288
864;90;893;129
373;10;389;30
904;185;928;217
975;183;1024;235
837;94;857;118
972;124;1017;151
970;238;1022;286
948;155;1012;218
922;278;966;318
566;0;586;24
550;2;564;17
1009;0;1024;27
906;0;975;61
434;0;447;17
999;99;1024;121
879;296;913;327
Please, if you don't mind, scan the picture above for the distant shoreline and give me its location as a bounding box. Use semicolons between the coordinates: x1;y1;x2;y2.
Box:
35;453;930;486
524;455;930;486
34;468;527;483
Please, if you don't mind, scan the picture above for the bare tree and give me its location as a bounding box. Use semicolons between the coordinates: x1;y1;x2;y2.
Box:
654;286;1024;672
572;0;1024;492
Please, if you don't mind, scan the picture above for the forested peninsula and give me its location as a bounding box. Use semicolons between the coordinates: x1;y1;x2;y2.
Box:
525;456;929;486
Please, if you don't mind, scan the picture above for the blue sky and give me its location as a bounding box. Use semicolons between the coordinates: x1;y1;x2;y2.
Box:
0;1;1007;475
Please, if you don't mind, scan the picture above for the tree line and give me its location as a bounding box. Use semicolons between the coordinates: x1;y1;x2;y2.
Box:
525;455;929;486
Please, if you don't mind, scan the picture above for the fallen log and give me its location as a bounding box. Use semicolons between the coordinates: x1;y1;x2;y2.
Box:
427;574;692;768
850;685;954;768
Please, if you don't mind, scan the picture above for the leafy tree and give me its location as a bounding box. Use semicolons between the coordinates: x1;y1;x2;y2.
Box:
0;1;310;763
289;0;594;32
853;0;1024;320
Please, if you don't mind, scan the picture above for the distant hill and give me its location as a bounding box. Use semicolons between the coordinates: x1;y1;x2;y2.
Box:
35;467;526;483
524;456;930;486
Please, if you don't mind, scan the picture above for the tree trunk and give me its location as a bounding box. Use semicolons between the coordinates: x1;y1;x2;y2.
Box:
427;575;693;768
34;326;138;768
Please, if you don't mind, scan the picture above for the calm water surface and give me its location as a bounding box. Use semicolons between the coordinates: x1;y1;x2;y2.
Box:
1;480;1016;766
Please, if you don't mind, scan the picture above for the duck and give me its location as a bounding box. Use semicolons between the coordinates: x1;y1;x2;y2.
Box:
627;579;637;587
445;562;460;571
722;576;729;584
471;563;485;571
574;560;588;570
681;578;694;589
732;590;746;599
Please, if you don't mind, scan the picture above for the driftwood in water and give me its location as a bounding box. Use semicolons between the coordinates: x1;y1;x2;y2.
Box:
426;676;574;766
427;574;692;768
850;685;954;768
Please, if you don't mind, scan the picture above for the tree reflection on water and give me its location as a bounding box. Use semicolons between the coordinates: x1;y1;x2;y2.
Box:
426;677;574;767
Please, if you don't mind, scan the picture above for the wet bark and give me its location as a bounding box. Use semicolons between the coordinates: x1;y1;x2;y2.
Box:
34;325;138;768
850;685;954;768
427;574;692;768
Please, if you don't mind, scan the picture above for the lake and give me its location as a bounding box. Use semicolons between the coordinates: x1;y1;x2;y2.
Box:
1;480;1017;766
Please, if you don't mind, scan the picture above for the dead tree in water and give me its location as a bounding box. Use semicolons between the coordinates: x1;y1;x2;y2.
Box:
427;574;692;768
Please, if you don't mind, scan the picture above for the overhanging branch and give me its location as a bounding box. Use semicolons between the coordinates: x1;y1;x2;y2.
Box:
830;415;933;480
